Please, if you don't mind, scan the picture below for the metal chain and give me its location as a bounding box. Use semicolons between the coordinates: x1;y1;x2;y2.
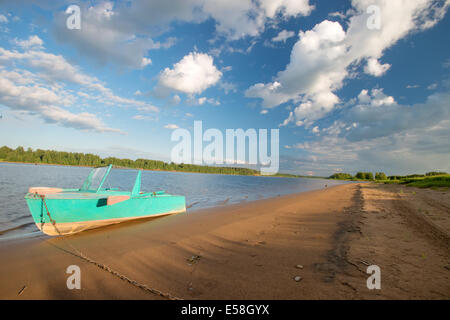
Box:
39;194;182;300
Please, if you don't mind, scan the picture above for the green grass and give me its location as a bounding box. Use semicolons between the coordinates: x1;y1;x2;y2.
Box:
379;179;401;184
402;175;450;188
376;175;450;188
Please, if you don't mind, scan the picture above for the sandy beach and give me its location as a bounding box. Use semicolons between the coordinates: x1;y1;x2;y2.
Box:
0;183;448;300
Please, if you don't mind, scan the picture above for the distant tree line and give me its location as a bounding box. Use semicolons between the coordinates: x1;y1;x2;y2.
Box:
328;173;353;180
329;171;447;181
0;146;261;176
3;145;445;181
329;172;377;181
385;172;447;180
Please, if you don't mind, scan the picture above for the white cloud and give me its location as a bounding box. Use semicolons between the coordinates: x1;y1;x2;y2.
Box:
357;89;371;104
259;0;313;19
219;81;237;94
0;74;66;108
141;57;152;67
194;96;220;106
246;19;347;113
148;37;177;50
293;91;341;127
50;0;315;68
0;45;158;112
342;89;448;142
272;30;295;42
164;124;179;129
328;11;347;19
290;120;450;176
427;83;438;90
171;94;181;105
40;106;125;134
0;71;123;133
201;0;264;40
0;14;8;23
53;2;175;69
133;115;157;121
364;58;391;77
198;97;207;105
260;109;269;115
443;59;450;69
246;0;450;127
246;81;291;110
13;35;44;49
279;111;294;127
137;105;159;113
0;37;160;133
158;52;222;94
286;127;450;176
284;87;450;175
357;88;395;107
201;0;313;40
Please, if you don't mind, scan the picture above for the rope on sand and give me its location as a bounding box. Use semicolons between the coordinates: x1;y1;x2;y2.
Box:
40;194;182;300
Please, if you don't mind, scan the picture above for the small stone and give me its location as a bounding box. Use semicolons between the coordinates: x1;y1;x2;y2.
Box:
295;265;303;269
187;255;201;264
294;276;302;282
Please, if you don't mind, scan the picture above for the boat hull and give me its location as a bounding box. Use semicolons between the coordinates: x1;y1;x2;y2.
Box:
25;193;186;236
35;209;185;236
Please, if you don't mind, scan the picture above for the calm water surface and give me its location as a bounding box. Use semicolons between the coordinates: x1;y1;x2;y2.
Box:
0;162;348;240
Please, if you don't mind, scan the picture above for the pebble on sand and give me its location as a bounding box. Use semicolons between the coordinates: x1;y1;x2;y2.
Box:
187;255;201;265
295;265;303;269
294;276;302;282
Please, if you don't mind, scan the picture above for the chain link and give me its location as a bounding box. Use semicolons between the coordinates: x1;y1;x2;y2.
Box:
39;194;182;300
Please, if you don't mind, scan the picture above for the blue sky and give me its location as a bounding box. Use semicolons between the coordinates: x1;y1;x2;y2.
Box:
0;0;449;176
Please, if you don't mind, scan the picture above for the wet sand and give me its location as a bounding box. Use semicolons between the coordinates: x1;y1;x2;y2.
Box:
0;183;448;299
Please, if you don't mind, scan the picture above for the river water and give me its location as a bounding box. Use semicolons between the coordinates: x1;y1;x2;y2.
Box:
0;162;348;240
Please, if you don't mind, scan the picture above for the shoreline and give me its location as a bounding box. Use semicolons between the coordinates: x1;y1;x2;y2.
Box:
0;183;448;299
0;185;351;299
0;160;319;179
0;178;346;242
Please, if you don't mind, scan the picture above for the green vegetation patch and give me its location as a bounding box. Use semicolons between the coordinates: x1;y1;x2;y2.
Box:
402;175;450;188
328;169;449;189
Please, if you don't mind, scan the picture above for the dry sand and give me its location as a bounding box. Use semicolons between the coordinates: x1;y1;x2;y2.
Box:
0;183;448;300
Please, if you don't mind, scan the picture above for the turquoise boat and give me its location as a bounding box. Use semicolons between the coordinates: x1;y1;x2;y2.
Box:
25;165;186;236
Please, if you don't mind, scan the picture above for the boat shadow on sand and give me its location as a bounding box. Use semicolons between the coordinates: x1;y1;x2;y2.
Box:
46;211;188;242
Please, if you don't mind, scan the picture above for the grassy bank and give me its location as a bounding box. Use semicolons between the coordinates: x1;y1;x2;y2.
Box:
329;171;450;189
398;175;450;188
